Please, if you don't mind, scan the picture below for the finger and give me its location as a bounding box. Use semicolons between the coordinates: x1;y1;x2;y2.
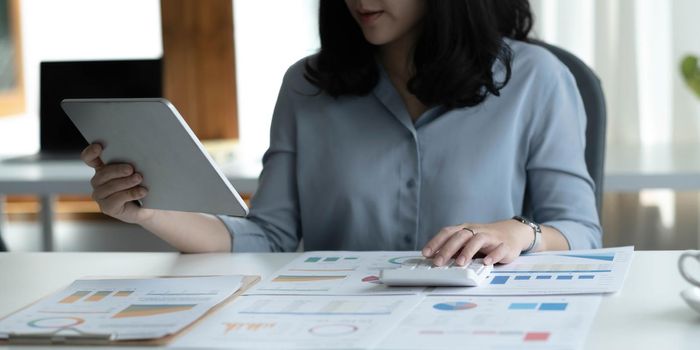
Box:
483;243;510;265
432;230;475;266
487;243;520;265
90;163;135;188
92;173;143;200
81;143;104;169
422;225;467;258
456;233;492;265
98;186;148;217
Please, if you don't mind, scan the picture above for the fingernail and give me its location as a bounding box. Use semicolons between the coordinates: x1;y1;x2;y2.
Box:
456;256;465;266
134;174;142;182
484;257;492;265
434;257;443;266
422;248;432;256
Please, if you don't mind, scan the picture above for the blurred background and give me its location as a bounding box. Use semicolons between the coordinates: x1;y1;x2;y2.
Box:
0;0;699;252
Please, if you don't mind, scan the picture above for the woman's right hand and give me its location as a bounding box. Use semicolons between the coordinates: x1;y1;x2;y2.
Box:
81;143;154;225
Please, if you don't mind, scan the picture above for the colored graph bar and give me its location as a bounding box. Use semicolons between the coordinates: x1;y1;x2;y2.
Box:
86;291;111;302
343;257;359;260
115;291;134;297
539;303;568;311
324;257;340;262
556;275;574;280
514;276;531;280
272;275;347;282
556;253;614;261
224;322;276;334
59;291;90;304
524;332;550;341
112;304;196;318
536;275;552;280
578;275;595;279
491;270;612;273
305;257;322;263
491;276;509;285
509;303;537;310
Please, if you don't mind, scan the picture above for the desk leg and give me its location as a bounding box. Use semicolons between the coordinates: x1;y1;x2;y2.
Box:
39;195;55;252
0;195;6;251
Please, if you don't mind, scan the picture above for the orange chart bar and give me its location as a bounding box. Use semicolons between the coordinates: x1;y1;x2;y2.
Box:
59;291;91;304
115;291;134;297
112;304;196;318
272;275;347;283
86;291;112;302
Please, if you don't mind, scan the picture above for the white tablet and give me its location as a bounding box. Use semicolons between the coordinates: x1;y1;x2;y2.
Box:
61;98;249;217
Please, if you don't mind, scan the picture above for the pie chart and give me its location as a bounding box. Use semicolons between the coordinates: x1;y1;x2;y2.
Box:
362;275;382;284
433;301;477;311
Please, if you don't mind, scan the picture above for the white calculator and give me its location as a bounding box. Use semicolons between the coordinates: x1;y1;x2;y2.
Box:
380;258;493;287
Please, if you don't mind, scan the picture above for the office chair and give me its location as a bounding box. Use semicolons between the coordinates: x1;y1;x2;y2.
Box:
530;40;607;219
0;233;6;251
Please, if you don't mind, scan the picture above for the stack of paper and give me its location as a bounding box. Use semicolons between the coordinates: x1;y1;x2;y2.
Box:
174;295;424;349
0;276;244;341
173;247;633;350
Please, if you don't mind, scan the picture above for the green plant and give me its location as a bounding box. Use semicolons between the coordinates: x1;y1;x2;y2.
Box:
681;55;700;99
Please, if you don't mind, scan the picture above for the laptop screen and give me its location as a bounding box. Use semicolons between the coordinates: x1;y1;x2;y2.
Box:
39;59;162;152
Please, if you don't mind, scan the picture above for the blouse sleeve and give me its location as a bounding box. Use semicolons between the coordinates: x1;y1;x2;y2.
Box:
217;66;301;252
525;67;603;250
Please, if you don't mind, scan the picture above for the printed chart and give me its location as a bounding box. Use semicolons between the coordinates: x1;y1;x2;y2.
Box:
431;246;634;295
173;294;424;349
376;295;601;350
0;276;243;341
247;251;426;295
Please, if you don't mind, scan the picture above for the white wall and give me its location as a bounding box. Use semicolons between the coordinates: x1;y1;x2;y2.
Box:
233;0;320;161
0;0;162;157
0;0;320;162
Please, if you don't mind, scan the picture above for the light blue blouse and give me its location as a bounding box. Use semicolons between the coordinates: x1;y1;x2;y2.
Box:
219;39;602;252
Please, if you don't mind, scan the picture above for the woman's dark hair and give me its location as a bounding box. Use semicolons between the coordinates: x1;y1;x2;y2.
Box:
304;0;533;108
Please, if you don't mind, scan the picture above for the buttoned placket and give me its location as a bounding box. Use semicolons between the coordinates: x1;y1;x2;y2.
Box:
371;65;445;250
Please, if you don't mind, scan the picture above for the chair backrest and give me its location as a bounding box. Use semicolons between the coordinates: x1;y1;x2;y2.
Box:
530;40;607;218
0;234;6;251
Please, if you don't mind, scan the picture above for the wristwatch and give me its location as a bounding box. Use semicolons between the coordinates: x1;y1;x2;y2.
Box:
512;216;542;253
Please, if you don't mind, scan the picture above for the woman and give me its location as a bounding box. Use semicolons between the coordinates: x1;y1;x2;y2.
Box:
81;0;601;266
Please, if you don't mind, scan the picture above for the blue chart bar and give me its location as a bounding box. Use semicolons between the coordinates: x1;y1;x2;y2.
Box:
579;275;595;279
536;275;552;280
509;303;538;310
539;303;568;311
556;275;574;280
491;276;510;285
514;276;531;280
492;270;612;273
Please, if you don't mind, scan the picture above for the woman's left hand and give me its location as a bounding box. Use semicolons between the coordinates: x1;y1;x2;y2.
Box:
421;220;534;266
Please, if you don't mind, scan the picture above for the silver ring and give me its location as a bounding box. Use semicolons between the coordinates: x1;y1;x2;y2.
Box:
462;227;477;236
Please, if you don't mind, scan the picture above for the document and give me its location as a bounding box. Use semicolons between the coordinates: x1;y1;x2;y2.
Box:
246;251;427;295
172;294;424;349
376;295;601;350
430;246;634;296
0;276;243;341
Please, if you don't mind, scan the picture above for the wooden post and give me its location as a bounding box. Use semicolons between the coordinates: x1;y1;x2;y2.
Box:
160;0;238;139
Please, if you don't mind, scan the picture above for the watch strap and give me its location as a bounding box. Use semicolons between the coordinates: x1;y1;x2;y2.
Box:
512;215;541;253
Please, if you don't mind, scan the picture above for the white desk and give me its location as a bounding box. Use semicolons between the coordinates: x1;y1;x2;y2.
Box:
0;159;261;251
3;142;700;251
605;143;700;191
0;251;698;350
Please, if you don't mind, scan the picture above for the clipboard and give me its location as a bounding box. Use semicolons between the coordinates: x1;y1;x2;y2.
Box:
0;275;260;346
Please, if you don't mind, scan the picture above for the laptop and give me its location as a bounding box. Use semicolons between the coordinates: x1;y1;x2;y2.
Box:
7;59;162;162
